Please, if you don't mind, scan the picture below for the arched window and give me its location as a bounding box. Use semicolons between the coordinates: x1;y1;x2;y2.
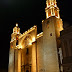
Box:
55;10;58;17
48;10;51;16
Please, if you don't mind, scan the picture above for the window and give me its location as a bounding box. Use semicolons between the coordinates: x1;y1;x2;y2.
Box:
16;40;18;45
16;36;18;40
50;33;52;36
48;10;51;16
55;10;58;17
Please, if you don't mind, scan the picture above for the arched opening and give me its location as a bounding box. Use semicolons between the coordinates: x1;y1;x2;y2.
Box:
48;10;51;17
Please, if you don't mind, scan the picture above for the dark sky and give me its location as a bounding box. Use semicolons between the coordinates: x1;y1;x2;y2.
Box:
0;0;72;72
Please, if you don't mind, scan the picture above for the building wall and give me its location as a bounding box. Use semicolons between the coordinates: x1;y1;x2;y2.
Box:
9;16;64;72
37;36;44;72
15;49;18;72
60;26;72;72
8;48;14;72
18;27;37;72
8;39;16;72
42;16;63;72
32;42;37;72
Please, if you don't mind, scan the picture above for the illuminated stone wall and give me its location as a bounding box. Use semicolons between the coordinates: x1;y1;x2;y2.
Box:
15;49;18;72
18;49;21;72
18;26;37;72
32;42;37;72
42;16;63;72
8;39;16;72
8;48;14;72
9;16;63;72
37;36;45;72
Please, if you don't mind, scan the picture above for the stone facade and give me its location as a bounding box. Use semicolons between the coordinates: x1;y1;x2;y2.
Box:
8;0;64;72
42;17;63;72
8;17;63;72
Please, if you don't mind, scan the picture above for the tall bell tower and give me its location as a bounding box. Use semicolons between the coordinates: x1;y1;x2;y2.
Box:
42;0;63;72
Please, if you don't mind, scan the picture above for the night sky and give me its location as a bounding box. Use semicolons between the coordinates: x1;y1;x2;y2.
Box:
0;0;72;72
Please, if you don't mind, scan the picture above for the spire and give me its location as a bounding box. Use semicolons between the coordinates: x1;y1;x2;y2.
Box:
16;23;18;27
45;0;60;18
13;23;20;34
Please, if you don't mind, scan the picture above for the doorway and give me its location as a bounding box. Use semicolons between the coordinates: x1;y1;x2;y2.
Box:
26;70;29;72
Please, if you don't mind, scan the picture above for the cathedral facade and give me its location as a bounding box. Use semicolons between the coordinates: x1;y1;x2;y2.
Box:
8;0;63;72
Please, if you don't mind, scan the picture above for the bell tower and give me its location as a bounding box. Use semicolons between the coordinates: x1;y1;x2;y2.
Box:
42;0;63;72
45;0;60;18
8;23;21;72
12;23;20;45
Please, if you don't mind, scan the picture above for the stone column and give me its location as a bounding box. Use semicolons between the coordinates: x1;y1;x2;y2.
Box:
18;49;21;72
32;42;37;72
37;37;45;72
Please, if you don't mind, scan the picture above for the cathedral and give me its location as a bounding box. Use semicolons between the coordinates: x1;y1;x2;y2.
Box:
8;0;64;72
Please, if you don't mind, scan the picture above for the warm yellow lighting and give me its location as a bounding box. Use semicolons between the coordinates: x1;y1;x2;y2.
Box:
46;12;48;18
16;44;23;49
11;45;13;48
56;16;59;19
37;32;43;39
34;25;36;28
19;44;22;49
17;32;19;34
37;34;39;36
10;38;16;43
42;20;44;23
29;42;32;45
19;25;37;39
16;45;18;48
19;46;22;49
25;31;27;33
16;23;18;27
45;0;60;19
32;37;36;42
30;27;33;29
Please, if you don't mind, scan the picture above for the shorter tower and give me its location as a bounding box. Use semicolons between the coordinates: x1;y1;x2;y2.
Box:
45;0;60;18
8;23;21;72
12;23;20;46
8;24;37;72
